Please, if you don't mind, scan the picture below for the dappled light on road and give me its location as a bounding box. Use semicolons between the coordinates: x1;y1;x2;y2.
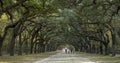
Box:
34;52;95;63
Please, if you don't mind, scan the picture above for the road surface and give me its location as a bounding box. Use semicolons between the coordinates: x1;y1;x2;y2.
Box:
34;52;95;63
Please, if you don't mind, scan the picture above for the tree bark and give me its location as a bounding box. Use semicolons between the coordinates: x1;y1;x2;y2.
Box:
30;34;35;54
45;44;48;52
30;42;34;54
88;43;92;53
34;43;37;54
92;44;95;53
0;26;11;56
104;43;109;55
99;42;103;54
18;33;22;55
24;40;28;54
0;36;3;56
111;28;116;56
9;29;16;56
37;44;40;53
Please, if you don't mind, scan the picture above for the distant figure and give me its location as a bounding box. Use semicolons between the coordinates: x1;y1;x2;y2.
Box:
67;49;71;54
71;48;75;54
62;48;67;54
62;47;74;54
69;46;75;54
62;48;71;54
65;48;67;54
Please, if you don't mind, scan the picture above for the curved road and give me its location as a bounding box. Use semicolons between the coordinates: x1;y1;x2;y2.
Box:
34;52;95;63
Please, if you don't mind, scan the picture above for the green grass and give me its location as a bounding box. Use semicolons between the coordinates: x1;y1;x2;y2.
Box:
78;52;120;63
0;51;59;63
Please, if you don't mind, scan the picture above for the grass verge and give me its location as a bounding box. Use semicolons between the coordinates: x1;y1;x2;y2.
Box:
78;52;120;63
0;51;60;63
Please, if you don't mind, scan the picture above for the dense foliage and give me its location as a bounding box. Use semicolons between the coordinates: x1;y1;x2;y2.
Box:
0;0;120;56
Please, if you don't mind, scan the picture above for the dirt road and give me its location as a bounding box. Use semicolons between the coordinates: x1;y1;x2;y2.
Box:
34;52;95;63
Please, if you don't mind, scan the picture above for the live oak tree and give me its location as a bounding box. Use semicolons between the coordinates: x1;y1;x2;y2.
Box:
0;0;120;56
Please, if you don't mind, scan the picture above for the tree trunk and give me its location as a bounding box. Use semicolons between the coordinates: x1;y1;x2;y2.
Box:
18;33;22;55
9;29;16;56
30;42;34;54
100;42;103;54
111;28;116;56
39;46;42;53
45;44;48;52
48;45;52;52
41;45;45;52
104;43;109;55
92;44;95;53
34;43;37;53
0;16;26;56
30;35;35;54
88;44;92;53
37;44;40;53
24;40;28;54
0;36;3;56
0;27;9;56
